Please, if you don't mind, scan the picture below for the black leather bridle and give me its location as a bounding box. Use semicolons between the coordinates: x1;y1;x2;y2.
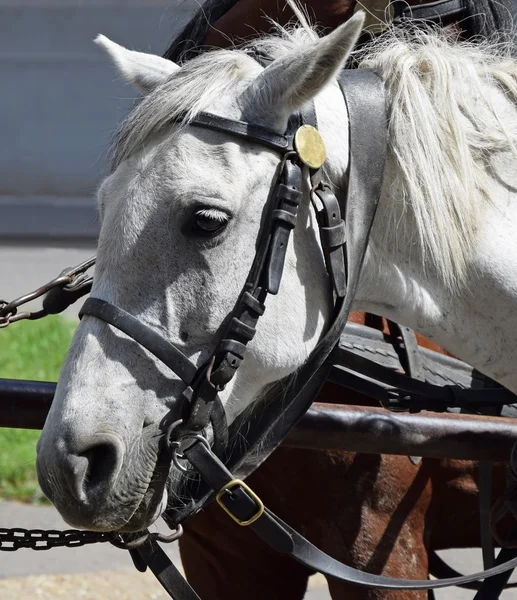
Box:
78;67;517;597
80;66;388;474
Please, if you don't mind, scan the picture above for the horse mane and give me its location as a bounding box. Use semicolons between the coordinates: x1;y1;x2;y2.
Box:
162;0;517;64
114;22;517;289
358;29;517;287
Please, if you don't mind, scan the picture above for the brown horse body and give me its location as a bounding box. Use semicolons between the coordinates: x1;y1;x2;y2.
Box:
170;3;512;597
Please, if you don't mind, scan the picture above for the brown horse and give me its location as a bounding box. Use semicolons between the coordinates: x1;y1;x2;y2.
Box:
164;3;516;597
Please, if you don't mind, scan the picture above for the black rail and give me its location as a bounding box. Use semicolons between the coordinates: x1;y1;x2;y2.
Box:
1;378;517;460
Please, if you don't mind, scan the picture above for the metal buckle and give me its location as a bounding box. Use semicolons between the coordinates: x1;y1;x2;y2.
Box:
216;480;265;526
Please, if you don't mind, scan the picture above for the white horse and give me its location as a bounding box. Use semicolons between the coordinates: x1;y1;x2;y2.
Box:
36;14;517;532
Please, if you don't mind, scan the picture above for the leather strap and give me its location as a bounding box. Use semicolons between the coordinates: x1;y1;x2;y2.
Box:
312;182;347;297
263;160;303;293
479;460;495;569
79;298;197;385
136;539;201;600
168;68;389;524
473;548;517;599
188;112;292;152
331;345;517;411
184;440;517;591
393;0;466;23
338;69;387;306
387;320;426;382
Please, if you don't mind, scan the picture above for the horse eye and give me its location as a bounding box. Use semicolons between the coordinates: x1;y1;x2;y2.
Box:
192;210;229;236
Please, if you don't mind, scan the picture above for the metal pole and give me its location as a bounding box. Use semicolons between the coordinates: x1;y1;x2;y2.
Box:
285;403;517;460
1;379;516;460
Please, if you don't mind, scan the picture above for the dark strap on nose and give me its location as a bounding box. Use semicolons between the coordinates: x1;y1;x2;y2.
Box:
79;298;198;385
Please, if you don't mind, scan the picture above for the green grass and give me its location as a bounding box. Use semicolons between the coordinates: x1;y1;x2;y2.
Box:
0;316;76;502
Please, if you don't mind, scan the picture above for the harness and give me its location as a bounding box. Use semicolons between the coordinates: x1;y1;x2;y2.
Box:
75;63;517;598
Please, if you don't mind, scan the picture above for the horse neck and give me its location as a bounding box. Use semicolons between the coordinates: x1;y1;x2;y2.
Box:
318;73;517;394
349;151;517;395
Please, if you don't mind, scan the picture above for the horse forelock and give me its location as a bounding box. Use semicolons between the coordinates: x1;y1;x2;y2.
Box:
359;28;517;289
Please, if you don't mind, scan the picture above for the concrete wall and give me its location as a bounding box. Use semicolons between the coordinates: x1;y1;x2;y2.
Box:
0;1;197;240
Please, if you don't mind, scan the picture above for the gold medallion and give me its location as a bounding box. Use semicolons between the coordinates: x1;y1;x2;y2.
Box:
294;125;326;169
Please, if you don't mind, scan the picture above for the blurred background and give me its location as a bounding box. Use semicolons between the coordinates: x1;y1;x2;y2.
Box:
1;0;195;242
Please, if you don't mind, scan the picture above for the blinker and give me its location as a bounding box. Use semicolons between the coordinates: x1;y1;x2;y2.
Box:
294;125;326;169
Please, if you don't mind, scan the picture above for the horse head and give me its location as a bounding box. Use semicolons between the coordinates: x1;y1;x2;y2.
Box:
36;15;364;532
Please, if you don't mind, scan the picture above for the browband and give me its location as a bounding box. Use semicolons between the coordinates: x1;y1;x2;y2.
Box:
183;112;292;152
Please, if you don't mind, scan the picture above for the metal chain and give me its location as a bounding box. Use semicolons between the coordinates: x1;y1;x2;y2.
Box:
0;254;186;556
0;524;183;552
0;256;96;328
0;527;115;551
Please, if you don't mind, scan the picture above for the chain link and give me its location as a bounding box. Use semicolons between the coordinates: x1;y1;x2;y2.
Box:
0;254;186;555
0;256;96;328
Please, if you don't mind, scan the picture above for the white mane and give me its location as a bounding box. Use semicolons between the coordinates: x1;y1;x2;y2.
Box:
113;24;517;289
360;29;517;287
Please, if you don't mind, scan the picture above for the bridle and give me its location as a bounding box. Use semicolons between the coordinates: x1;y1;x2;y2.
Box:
79;65;386;507
77;66;517;597
80;65;387;471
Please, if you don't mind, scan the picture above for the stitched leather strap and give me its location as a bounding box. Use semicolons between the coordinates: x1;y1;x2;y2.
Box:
189;113;292;152
331;345;517;410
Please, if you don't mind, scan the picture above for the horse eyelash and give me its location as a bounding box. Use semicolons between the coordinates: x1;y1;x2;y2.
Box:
196;208;230;222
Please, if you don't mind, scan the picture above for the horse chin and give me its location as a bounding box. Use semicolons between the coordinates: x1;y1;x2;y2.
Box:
119;488;169;533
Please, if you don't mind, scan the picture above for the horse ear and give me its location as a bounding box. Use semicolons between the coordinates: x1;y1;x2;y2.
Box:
95;35;179;95
243;12;365;127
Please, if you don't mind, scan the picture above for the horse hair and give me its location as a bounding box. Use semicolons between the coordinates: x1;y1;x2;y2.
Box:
162;0;517;64
115;23;517;290
163;0;240;63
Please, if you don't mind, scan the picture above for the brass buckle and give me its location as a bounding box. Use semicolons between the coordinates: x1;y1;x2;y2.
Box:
216;479;265;526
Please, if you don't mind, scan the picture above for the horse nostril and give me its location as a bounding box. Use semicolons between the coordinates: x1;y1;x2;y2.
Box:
81;441;120;491
65;433;125;502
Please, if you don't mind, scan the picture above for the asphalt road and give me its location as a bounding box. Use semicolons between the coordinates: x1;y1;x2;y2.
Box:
1;242;516;599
